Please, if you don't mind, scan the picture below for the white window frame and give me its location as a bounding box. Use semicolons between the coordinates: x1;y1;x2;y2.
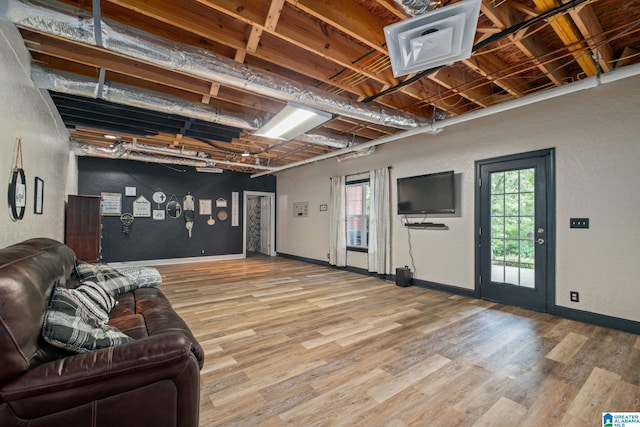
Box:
345;179;370;251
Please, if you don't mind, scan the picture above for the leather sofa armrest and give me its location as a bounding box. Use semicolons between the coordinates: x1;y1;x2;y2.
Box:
1;332;196;402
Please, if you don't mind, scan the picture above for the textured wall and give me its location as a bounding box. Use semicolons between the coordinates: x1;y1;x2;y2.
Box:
277;74;640;322
0;23;72;247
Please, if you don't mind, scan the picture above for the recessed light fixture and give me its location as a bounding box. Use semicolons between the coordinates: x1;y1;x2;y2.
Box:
254;103;332;141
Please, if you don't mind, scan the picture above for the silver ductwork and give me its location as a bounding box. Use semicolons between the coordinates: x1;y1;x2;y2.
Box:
393;0;440;16
32;65;262;130
72;140;279;171
31;65;364;149
2;0;429;130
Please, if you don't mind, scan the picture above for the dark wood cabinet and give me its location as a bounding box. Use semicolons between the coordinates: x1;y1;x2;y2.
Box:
65;195;101;262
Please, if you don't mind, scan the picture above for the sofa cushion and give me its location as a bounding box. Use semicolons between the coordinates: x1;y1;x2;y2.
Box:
74;262;136;296
42;285;133;353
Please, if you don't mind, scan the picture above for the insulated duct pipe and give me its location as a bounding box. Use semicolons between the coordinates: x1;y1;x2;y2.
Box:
72;141;280;171
32;65;262;131
32;65;362;149
1;0;428;130
393;0;440;16
73;143;212;168
251;62;640;177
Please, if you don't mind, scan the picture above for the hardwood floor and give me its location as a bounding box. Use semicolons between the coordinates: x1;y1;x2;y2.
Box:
156;256;640;426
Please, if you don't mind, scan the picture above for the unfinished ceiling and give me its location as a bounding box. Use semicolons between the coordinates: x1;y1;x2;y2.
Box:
4;0;640;173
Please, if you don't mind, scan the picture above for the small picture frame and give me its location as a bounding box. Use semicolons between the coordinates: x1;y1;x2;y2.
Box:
34;177;44;214
153;209;165;221
320;204;328;211
199;199;212;216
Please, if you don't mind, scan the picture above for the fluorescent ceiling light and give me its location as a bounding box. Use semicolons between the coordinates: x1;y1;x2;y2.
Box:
384;0;482;77
195;167;223;173
254;103;331;140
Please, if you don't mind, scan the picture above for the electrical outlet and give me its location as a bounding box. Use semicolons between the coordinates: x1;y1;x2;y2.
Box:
570;218;589;228
570;291;579;302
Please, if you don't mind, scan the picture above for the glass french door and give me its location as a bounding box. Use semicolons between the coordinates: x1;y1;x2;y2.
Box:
477;151;554;312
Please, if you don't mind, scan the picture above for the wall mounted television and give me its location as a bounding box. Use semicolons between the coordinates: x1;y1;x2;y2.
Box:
397;170;455;214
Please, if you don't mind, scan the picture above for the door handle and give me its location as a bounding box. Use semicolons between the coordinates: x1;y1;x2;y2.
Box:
535;238;545;244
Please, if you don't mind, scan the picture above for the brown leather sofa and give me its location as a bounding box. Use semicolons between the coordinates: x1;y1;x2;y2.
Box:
0;238;204;427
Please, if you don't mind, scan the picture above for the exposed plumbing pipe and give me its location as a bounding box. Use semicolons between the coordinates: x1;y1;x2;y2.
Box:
1;0;429;130
31;65;363;148
251;62;640;177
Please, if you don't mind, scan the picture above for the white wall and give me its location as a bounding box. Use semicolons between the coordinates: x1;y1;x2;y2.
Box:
0;22;73;246
277;73;640;323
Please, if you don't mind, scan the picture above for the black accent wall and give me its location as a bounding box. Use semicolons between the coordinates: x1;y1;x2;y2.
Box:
77;157;276;262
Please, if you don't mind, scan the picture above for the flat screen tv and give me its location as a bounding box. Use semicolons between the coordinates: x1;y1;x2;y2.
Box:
397;170;455;214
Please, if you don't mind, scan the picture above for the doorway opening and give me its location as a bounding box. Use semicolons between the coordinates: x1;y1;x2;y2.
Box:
244;191;276;257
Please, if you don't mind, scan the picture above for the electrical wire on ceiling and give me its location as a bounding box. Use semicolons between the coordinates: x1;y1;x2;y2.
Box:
362;0;592;104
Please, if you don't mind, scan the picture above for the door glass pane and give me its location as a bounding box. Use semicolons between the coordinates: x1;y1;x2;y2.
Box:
489;168;535;287
491;194;504;216
491;217;504;238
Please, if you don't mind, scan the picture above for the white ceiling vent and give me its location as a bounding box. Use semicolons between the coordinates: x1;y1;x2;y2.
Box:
384;0;482;77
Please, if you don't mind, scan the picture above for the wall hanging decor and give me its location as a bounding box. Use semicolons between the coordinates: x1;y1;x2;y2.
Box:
199;199;215;225
183;193;195;237
8;138;26;221
101;192;122;216
153;210;165;220
166;194;182;219
133;195;151;217
34;177;44;214
152;190;166;207
120;212;134;234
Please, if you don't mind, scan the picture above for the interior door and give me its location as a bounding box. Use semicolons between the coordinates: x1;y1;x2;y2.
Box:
477;150;554;312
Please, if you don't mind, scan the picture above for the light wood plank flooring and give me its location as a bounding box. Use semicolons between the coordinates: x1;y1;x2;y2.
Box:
156;256;640;426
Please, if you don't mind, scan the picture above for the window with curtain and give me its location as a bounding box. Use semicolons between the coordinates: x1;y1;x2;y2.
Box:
346;179;370;250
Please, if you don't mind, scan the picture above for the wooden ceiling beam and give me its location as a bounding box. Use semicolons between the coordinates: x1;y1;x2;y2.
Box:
532;0;598;77
196;0;454;115
285;0;388;54
567;3;614;73
108;0;432;116
284;0;496;111
481;0;570;86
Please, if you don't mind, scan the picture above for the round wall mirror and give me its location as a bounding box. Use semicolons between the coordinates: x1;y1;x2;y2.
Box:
166;200;182;218
8;168;26;221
